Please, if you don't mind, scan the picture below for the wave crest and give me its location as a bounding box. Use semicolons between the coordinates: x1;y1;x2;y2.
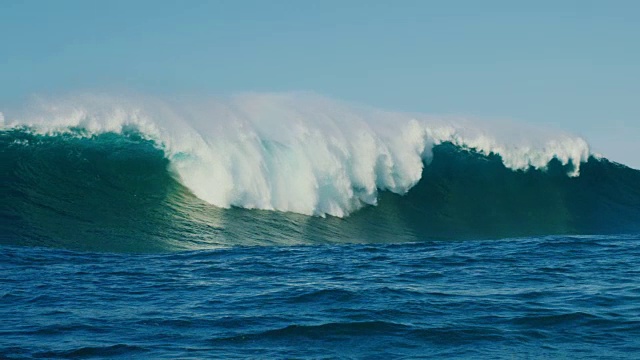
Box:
2;92;591;217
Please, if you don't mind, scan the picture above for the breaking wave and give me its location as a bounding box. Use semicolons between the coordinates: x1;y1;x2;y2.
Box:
2;92;638;252
1;93;591;217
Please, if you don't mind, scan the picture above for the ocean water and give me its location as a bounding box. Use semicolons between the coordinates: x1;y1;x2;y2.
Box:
2;235;640;359
2;94;640;358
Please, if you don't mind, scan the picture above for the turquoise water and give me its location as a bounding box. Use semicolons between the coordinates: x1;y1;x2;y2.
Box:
3;130;639;251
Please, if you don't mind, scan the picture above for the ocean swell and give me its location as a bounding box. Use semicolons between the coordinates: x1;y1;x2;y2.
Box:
2;129;640;252
1;92;591;217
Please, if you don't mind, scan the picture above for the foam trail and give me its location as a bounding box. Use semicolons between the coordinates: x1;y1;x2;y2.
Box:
1;93;591;217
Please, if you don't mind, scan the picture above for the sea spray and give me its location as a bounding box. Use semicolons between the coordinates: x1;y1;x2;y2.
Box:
2;92;590;217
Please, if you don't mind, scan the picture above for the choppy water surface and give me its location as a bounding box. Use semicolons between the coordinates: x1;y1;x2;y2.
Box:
2;235;640;359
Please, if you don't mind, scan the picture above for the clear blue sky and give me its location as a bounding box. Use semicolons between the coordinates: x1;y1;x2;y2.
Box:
1;0;638;167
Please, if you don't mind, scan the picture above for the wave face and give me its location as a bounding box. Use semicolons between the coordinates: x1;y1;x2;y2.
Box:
1;93;639;251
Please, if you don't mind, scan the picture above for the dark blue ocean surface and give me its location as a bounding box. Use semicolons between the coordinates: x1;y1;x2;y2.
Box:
2;235;640;359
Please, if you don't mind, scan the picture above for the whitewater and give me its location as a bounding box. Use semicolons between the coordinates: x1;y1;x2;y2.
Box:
1;92;591;217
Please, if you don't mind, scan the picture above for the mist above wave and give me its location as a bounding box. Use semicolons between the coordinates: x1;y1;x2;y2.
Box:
2;92;590;217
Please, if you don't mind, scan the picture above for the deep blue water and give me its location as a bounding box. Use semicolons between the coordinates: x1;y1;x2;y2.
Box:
2;235;640;359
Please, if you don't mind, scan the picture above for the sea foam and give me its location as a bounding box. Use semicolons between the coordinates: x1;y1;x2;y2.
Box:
1;92;591;217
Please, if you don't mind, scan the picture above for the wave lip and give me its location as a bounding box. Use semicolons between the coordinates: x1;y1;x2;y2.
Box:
2;92;591;217
4;93;640;252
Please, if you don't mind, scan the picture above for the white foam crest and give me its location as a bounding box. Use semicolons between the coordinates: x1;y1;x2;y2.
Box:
1;92;592;217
